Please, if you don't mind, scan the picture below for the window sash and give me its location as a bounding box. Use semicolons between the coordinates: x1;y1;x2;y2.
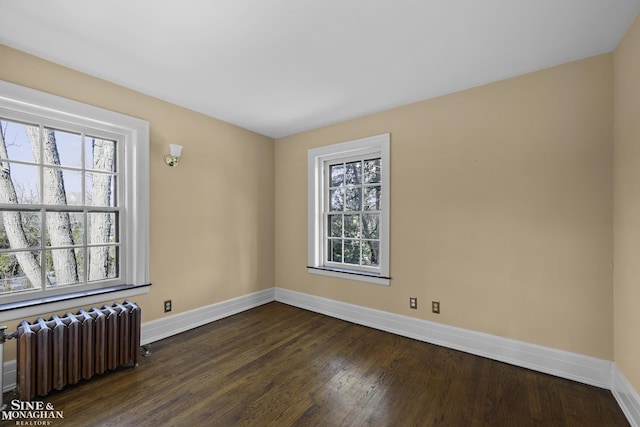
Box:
322;156;382;273
0;115;124;300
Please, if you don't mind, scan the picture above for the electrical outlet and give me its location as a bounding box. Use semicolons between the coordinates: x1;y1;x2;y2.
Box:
164;300;172;313
409;297;417;309
432;301;440;314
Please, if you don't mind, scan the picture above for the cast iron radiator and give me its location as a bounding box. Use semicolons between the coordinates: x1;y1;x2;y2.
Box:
15;300;141;401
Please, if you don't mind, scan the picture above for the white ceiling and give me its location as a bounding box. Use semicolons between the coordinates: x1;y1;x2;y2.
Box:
1;1;639;138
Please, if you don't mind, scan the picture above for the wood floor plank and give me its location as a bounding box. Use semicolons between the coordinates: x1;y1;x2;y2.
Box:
0;302;630;426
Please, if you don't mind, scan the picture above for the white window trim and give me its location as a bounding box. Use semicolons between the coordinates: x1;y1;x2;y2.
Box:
0;80;149;321
308;133;390;286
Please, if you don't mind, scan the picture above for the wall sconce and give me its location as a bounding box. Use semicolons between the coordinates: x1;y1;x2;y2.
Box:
165;144;183;167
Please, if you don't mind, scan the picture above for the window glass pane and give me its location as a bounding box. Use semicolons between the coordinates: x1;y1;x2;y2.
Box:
363;158;381;184
64;169;83;205
3;163;40;204
45;212;79;246
362;214;379;239
45;248;83;287
0;211;41;249
329;239;342;262
88;212;117;244
0;120;40;163
330;164;344;187
109;246;118;278
0;251;41;294
69;212;84;245
86;137;116;172
363;186;381;211
42;168;82;205
45;128;82;168
345;187;361;211
86;172;115;207
343;240;360;265
330;188;344;211
328;214;342;238
362;241;379;266
88;245;117;281
344;214;360;238
345;161;361;185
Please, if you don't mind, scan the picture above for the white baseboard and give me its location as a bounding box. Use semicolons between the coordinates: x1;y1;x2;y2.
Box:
613;364;640;427
274;287;613;388
141;288;275;345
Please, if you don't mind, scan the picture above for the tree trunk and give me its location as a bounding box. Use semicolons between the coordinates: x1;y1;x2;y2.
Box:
0;126;45;289
88;139;114;281
26;128;78;286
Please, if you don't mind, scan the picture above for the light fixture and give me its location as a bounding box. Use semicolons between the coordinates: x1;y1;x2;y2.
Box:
165;144;183;167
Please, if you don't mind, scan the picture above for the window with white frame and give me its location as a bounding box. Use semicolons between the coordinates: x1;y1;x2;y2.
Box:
308;133;390;286
0;81;149;307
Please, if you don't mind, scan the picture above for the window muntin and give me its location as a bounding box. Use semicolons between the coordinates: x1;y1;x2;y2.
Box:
308;133;389;285
0;116;122;299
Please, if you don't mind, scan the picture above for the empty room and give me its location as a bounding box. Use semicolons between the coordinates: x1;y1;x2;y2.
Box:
0;1;639;425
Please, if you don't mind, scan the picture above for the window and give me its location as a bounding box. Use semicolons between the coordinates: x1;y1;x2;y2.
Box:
0;81;149;309
308;133;390;285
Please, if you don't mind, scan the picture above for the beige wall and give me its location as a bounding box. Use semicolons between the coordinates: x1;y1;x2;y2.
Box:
1;36;631;377
0;45;275;358
276;54;614;359
614;13;640;394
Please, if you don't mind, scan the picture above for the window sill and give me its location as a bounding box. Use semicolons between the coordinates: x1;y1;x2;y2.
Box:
307;266;390;286
0;283;151;323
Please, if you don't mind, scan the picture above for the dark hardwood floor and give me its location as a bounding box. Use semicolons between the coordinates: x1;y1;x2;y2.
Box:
1;302;630;426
